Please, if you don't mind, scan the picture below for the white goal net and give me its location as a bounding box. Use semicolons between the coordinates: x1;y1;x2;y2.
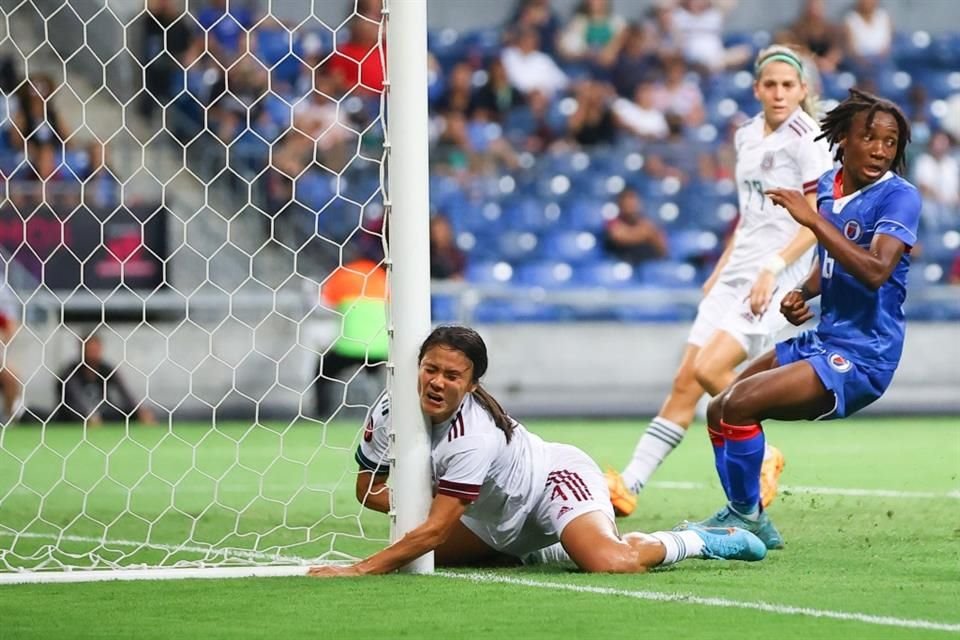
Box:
0;0;430;580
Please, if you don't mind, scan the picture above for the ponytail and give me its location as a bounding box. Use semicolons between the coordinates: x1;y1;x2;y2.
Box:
472;384;516;443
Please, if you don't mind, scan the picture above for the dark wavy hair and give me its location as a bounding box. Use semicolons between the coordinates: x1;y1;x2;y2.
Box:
418;325;515;443
816;88;911;175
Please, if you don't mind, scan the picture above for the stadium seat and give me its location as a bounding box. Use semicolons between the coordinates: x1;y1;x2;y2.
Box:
539;230;602;264
668;229;720;262
466;261;513;285
472;299;569;323
514;261;577;288
575;260;635;289
637;259;701;288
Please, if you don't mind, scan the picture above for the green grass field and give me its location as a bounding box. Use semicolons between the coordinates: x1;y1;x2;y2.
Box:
1;417;958;639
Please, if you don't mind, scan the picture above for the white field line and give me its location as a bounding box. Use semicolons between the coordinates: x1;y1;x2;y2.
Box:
649;481;960;499
3;532;959;633
0;531;312;564
439;572;960;634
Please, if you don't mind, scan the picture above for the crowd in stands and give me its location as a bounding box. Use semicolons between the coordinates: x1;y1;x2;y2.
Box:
1;0;958;322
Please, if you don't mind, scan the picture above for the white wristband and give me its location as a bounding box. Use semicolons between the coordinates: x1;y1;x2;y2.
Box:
763;254;787;276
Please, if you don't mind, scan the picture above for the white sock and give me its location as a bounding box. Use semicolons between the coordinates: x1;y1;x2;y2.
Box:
521;542;571;566
621;417;687;494
649;530;706;566
729;502;760;522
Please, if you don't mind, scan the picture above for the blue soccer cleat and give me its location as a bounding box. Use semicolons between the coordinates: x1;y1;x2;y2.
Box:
696;505;785;550
677;522;767;561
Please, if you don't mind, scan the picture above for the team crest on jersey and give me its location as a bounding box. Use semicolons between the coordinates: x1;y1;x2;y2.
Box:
828;353;852;373
843;220;862;240
761;152;775;170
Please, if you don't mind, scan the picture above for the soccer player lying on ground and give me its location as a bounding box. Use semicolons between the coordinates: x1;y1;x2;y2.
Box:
606;45;834;522
308;325;766;577
688;89;920;547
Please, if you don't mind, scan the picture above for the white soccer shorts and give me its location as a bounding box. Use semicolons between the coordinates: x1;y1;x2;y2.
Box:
460;442;615;558
687;277;796;358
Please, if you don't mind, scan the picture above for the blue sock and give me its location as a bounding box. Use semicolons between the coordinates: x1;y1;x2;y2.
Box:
722;420;764;515
707;425;731;499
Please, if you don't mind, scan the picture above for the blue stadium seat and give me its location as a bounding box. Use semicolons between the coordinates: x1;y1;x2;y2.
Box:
539;230;602;264
668;229;719;262
637;260;701;288
575;260;635;288
614;305;689;322
466;261;514;285
514;261;576;288
431;295;459;323
473;300;569;323
497;231;540;262
567;197;611;233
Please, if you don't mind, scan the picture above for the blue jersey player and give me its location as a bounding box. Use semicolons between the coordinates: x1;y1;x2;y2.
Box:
682;89;920;550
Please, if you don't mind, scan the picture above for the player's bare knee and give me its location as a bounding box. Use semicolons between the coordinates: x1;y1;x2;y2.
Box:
671;364;700;398
706;393;724;427
720;381;759;424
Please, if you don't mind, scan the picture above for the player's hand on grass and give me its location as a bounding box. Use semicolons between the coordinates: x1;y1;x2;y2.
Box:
766;188;818;228
307;564;365;578
780;289;814;326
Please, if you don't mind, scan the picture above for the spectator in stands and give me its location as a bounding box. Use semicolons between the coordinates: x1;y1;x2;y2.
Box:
843;0;893;82
470;58;525;123
649;55;705;128
609;22;662;98
430;213;466;280
326;14;384;95
603;188;668;265
501;27;569;99
671;0;751;74
313;238;388;420
196;0;254;63
646;1;682;62
913;131;959;208
55;330;156;426
436;62;474;117
913;130;959;230
643;113;703;184
509;0;562;57
9;74;68;166
556;0;627;72
776;0;845;74
135;0;193;120
949;253;960;284
612;80;669;140
0;283;23;425
566;80;616;146
523;89;564;153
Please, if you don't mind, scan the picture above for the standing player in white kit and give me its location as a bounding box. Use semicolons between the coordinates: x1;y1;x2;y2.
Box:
606;45;834;539
308;325;765;577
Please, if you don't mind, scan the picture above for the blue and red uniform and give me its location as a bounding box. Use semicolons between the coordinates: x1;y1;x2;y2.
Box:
775;168;921;418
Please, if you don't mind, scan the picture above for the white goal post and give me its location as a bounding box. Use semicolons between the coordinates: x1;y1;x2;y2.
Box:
0;0;432;583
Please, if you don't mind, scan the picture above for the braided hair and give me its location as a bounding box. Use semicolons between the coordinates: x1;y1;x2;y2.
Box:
816;88;911;174
418;325;516;443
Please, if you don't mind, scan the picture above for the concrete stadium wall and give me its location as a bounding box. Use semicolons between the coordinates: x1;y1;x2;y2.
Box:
12;317;960;422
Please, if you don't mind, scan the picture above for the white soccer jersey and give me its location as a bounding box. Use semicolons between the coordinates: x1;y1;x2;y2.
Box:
719;107;834;284
356;391;549;549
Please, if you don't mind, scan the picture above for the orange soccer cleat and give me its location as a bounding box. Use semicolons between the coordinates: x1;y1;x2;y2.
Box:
605;468;637;517
760;444;786;509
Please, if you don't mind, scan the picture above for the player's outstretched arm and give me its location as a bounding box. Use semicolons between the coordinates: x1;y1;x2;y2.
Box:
356;470;390;513
308;494;467;577
765;188;906;290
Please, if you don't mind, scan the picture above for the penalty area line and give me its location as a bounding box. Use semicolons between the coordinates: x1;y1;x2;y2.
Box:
438;572;960;633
